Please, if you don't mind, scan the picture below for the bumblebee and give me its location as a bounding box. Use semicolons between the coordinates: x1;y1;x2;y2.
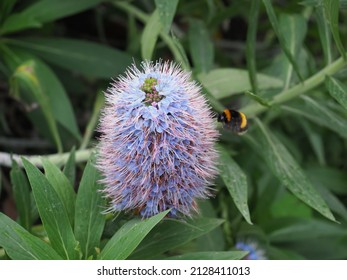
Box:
217;109;248;134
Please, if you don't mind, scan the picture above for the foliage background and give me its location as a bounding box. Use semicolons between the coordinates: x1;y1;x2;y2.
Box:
0;0;347;260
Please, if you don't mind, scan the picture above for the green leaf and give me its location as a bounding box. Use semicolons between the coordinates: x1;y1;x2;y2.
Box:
22;158;79;259
254;119;336;222
316;185;347;222
130;217;224;259
270;192;312;218
42;159;76;227
170;33;191;70
4;49;81;144
0;0;104;35
262;0;303;81
154;0;178;34
269;218;345;242
325;76;347;111
10;60;63;152
114;1;189;69
74;157;105;259
316;5;333;64
283;96;347;139
63;147;76;186
324;0;346;59
278;14;307;89
0;212;62;260
268;246;305;260
218;145;252;224
306;166;347;195
10;160;31;230
196;200;225;251
0;0;17;22
0;169;2;200
80;92;104;150
166;251;247;260
99;210;169;260
141;10;163;60
8;38;133;78
300;120;326;165
198;69;283;99
188;19;214;73
246;0;260;93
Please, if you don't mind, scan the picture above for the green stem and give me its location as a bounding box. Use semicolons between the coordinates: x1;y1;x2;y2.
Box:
0;149;93;168
243;56;347;117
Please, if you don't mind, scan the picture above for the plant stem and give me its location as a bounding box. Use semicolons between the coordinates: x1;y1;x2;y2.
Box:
0;149;93;168
243;56;347;117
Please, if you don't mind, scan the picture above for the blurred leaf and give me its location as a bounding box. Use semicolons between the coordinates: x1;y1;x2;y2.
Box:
196;200;225;251
278;13;307;89
262;0;303;81
80;91;104;150
285;237;347;259
198;69;283;99
154;0;179;34
127;14;141;55
316;5;333;64
0;0;104;35
269;218;345;242
3;48;81;145
271;192;312;219
306;166;347;195
63;147;76;186
99;210;169;260
255;119;336;222
0;169;2;200
0;212;62;260
0;0;17;22
22;158;78;259
10;60;63;152
8;38;133;78
323;0;346;59
166;251;247;260
300;120;326;165
315;185;347;222
189;19;214;73
141;10;162;60
171;33;191;70
246;0;260;93
268;246;306;260
218;145;252;224
42;159;76;227
74;157;105;259
325;76;347;111
10;160;31;230
130;217;224;259
263;49;310;85
114;1;189;69
283;96;347;139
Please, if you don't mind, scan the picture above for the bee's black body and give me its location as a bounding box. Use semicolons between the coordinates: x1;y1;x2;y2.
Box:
217;109;248;134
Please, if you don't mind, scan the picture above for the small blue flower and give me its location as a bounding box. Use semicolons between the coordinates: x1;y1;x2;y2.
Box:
235;240;267;260
97;60;219;218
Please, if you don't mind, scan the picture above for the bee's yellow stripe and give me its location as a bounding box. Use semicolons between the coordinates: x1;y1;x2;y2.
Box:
239;112;247;129
224;109;232;122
